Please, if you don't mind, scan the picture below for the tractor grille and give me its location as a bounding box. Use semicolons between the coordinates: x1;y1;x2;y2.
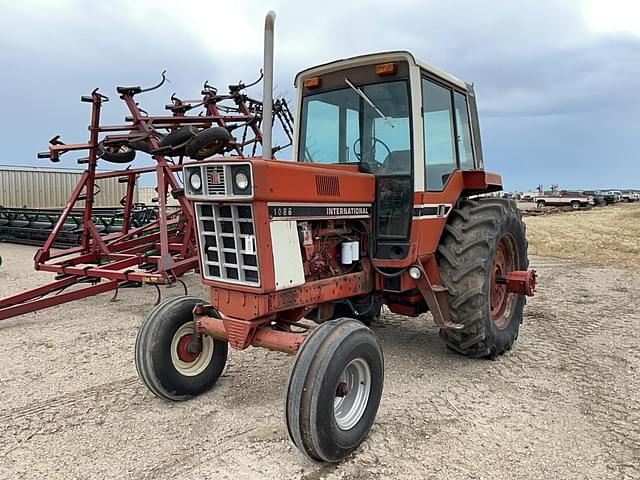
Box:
205;165;226;195
196;203;260;286
316;174;340;196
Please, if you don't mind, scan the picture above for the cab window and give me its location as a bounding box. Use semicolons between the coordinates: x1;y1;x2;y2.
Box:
422;78;456;191
299;80;412;175
454;92;475;170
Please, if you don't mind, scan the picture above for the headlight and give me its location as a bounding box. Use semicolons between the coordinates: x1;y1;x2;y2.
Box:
409;266;422;279
234;171;249;190
189;171;202;191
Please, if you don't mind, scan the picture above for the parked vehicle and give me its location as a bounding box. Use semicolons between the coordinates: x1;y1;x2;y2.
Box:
603;191;622;204
521;192;535;202
582;190;607;206
621;192;638;202
534;190;594;209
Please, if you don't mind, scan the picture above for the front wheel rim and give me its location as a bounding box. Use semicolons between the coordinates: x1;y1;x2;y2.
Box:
334;358;371;430
170;322;215;377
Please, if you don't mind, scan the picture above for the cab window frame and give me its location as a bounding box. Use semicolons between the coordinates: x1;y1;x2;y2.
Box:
453;90;476;171
420;72;476;192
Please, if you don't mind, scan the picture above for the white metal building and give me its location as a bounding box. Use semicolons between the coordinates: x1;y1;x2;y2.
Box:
0;165;138;208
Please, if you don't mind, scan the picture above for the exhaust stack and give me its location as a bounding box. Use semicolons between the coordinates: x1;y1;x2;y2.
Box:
262;10;276;160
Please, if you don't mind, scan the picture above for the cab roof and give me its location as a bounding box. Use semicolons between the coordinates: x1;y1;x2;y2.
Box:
294;50;468;91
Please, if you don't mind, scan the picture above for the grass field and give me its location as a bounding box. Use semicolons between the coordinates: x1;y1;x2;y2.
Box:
524;202;640;272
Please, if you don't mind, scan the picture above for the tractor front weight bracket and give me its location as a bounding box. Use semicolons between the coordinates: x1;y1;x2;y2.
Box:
193;305;305;355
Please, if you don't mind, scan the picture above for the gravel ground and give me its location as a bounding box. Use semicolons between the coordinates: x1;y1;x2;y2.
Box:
0;243;639;480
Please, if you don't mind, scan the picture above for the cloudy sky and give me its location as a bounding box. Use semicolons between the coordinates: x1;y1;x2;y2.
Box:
1;0;638;191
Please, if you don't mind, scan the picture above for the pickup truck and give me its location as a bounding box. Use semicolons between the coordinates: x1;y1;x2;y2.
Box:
621;191;638;202
582;190;607;206
603;191;622;203
534;191;594;209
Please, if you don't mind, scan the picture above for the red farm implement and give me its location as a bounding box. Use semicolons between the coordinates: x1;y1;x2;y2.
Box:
0;73;292;321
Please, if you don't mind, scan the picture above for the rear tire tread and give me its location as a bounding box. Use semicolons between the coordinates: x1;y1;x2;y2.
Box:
438;198;528;359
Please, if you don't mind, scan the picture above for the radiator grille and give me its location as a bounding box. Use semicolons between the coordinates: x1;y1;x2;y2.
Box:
205;165;226;195
196;203;260;286
315;175;340;196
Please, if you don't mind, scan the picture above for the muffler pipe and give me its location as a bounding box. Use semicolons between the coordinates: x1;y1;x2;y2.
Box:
262;10;276;160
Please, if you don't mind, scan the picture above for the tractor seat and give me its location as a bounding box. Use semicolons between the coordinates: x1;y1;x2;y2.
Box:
382;150;411;174
382;149;454;189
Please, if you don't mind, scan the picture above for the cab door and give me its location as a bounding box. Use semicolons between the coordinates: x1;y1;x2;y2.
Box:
360;83;414;261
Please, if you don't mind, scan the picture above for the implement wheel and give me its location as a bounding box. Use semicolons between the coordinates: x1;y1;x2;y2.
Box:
437;198;528;358
186;127;232;160
286;318;384;462
158;126;199;156
98;141;136;164
135;296;228;401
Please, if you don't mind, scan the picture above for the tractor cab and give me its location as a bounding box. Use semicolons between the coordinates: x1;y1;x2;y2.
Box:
293;51;485;260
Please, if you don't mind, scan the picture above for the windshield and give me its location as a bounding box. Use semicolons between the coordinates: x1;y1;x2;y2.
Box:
299;80;412;175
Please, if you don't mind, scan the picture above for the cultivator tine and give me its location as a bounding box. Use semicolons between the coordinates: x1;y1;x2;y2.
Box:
154;285;162;306
176;279;188;296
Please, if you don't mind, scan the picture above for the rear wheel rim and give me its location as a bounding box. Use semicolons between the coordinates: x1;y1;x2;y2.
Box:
170;322;214;377
334;358;371;430
490;235;518;330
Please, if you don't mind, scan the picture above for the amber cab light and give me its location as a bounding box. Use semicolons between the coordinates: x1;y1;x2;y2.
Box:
303;77;321;89
376;63;397;76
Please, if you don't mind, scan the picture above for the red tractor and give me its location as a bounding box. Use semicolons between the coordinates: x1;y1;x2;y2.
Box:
135;13;536;463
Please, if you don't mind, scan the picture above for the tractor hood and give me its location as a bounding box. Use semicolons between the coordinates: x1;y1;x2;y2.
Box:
184;157;375;205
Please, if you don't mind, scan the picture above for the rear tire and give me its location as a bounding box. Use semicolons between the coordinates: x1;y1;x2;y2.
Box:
571;201;580;210
135;296;228;401
437;198;528;358
286;318;384;462
536;200;545;208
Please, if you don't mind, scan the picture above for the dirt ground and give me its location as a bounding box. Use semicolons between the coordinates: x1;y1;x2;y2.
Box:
1;240;639;479
524;202;640;271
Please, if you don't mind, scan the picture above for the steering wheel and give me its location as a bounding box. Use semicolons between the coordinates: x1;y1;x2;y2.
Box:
352;137;392;166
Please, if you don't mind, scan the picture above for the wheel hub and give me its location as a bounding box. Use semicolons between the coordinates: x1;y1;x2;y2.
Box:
336;382;349;397
176;334;198;363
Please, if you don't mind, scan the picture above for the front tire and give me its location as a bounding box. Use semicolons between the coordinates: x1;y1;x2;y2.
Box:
437;198;528;358
135;296;228;401
286;318;384;462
